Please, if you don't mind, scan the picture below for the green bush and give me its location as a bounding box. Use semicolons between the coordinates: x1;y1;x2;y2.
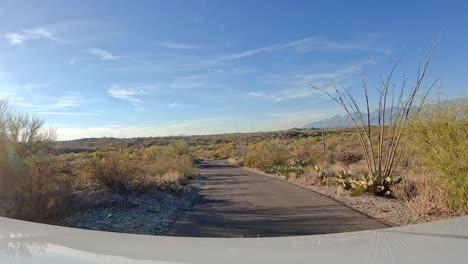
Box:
143;141;195;178
409;100;468;212
244;140;290;170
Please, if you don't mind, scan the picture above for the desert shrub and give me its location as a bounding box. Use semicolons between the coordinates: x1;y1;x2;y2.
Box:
0;100;78;222
143;141;195;178
2;158;78;221
87;150;138;194
290;138;321;162
216;142;235;159
409;100;468;212
244;140;289;170
155;171;191;194
335;151;363;171
393;169;455;222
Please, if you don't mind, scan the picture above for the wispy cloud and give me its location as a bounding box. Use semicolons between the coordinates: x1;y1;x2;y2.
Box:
86;48;119;60
38;111;99;116
168;101;180;108
283;36;391;54
103;35;386;77
14;93;84;110
107;85;154;109
204;36;389;66
248;87;324;102
157;41;201;49
249;60;376;102
21;83;51;91
5;28;58;45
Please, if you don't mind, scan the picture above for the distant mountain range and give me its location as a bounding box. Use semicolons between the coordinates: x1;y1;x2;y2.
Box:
303;98;467;129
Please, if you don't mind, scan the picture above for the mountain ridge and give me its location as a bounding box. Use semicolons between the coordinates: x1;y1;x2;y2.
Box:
303;98;467;129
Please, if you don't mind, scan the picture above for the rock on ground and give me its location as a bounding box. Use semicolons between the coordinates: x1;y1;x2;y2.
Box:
71;179;202;235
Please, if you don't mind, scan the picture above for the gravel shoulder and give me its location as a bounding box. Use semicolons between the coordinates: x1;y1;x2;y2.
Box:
67;177;203;235
243;167;452;226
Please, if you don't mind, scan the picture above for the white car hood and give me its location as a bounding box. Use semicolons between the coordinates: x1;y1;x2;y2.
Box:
0;216;467;263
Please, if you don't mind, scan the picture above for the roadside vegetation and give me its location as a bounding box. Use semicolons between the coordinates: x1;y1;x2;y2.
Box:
0;86;466;227
223;46;467;224
225;100;467;225
0;99;197;224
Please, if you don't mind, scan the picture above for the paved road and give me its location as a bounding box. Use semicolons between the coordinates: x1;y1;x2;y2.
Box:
166;160;387;237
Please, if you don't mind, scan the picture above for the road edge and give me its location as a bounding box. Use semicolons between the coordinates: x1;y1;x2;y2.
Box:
237;165;394;227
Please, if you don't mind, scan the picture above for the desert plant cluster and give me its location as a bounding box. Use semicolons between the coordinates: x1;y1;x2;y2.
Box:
0;92;466;226
0;100;196;223
227;99;466;222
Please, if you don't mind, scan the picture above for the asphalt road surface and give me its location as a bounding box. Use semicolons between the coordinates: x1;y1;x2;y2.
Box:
166;159;387;237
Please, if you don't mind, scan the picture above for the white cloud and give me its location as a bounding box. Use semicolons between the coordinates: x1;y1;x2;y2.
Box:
157;41;200;49
5;28;57;45
107;85;153;109
86;48;119;60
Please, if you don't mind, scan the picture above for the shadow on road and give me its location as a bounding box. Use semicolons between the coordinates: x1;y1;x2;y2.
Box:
166;160;387;237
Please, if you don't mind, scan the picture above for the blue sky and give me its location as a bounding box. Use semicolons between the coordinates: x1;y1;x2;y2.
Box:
0;0;466;140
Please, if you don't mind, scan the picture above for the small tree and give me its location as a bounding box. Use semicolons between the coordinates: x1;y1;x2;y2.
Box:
313;44;438;194
1;99;56;158
0;100;74;222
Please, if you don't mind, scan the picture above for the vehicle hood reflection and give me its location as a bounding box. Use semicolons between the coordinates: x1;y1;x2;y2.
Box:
0;216;467;264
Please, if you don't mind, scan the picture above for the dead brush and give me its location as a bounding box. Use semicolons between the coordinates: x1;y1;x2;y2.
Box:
0;143;80;222
87;150;138;194
392;168;456;222
156;171;190;194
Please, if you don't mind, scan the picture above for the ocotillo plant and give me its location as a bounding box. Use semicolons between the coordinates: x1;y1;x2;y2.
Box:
313;44;438;194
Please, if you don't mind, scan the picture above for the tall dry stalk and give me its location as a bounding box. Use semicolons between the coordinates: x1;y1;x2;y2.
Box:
313;45;438;192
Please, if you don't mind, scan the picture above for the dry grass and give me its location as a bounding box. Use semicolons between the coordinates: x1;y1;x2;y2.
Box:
227;157;243;167
294;171;322;186
393;168;459;221
155;171;191;194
